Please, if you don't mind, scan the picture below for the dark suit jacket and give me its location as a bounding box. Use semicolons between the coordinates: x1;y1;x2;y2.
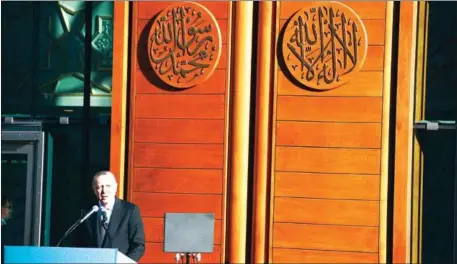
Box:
76;198;145;261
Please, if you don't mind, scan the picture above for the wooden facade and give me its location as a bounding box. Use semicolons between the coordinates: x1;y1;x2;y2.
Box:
110;1;421;263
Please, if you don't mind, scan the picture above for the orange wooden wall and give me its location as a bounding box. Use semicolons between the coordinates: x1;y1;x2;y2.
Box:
127;2;232;263
120;1;416;263
270;2;390;263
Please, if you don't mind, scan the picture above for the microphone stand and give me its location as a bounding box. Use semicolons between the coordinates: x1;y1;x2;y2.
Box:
56;215;84;247
56;206;99;247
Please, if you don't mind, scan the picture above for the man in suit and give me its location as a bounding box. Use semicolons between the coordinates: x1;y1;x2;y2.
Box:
1;196;13;226
77;171;145;261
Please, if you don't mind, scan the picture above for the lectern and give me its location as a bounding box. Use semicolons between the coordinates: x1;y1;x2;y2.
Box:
4;246;136;263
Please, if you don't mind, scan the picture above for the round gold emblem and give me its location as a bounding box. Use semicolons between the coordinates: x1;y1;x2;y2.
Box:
148;2;222;88
281;2;368;90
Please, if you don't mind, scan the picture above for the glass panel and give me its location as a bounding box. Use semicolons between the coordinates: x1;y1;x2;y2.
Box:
419;2;457;263
90;1;114;113
1;154;28;245
1;1;114;117
1;0;113;248
37;1;86;116
45;125;84;246
1;2;35;115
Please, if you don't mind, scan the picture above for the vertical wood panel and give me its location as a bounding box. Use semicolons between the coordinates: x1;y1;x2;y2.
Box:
378;3;395;263
228;2;253;263
252;2;274;263
393;2;418;263
110;2;129;198
270;2;389;263
128;2;232;263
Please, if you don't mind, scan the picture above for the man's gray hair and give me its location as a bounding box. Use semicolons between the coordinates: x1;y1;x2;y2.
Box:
92;170;117;185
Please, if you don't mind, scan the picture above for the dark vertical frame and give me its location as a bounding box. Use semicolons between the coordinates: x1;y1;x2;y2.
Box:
31;2;40;115
82;2;93;205
1;131;45;246
454;81;457;264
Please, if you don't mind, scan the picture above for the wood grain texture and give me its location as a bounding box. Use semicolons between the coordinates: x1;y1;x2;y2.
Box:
393;2;417;263
110;2;129;198
133;143;224;169
141;243;221;263
143;217;223;244
133;168;223;194
277;96;383;122
137;1;229;19
133;192;223;219
269;1;387;262
276;147;381;174
135;94;225;119
129;2;231;263
127;2;140;203
274;223;378;252
252;2;274;263
135;69;226;94
273;248;378;263
364;20;386;45
274;197;379;226
134;119;225;144
279;2;386;20
275;172;380;200
365;46;385;71
276;121;382;148
378;3;395;262
277;71;383;97
227;2;253;262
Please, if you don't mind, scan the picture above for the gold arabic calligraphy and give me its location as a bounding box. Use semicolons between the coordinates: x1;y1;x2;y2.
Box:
148;2;222;88
282;2;367;90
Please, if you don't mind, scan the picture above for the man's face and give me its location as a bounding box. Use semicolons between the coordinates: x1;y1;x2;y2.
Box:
93;174;117;205
2;201;12;220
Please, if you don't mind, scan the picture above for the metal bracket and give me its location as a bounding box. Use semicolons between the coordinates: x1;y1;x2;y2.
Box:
414;120;456;131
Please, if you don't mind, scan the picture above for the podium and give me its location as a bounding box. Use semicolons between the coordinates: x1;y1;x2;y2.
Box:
4;246;136;263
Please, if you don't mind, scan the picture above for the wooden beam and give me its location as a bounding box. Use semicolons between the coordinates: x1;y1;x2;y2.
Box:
379;2;394;263
393;2;418;263
110;2;130;199
251;2;274;263
411;3;429;263
227;2;253;263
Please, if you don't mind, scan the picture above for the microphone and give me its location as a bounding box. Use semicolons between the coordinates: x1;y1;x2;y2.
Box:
80;205;99;223
56;205;99;247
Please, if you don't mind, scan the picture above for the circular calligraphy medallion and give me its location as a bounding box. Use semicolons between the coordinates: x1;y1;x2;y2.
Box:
148;2;222;89
281;2;368;90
